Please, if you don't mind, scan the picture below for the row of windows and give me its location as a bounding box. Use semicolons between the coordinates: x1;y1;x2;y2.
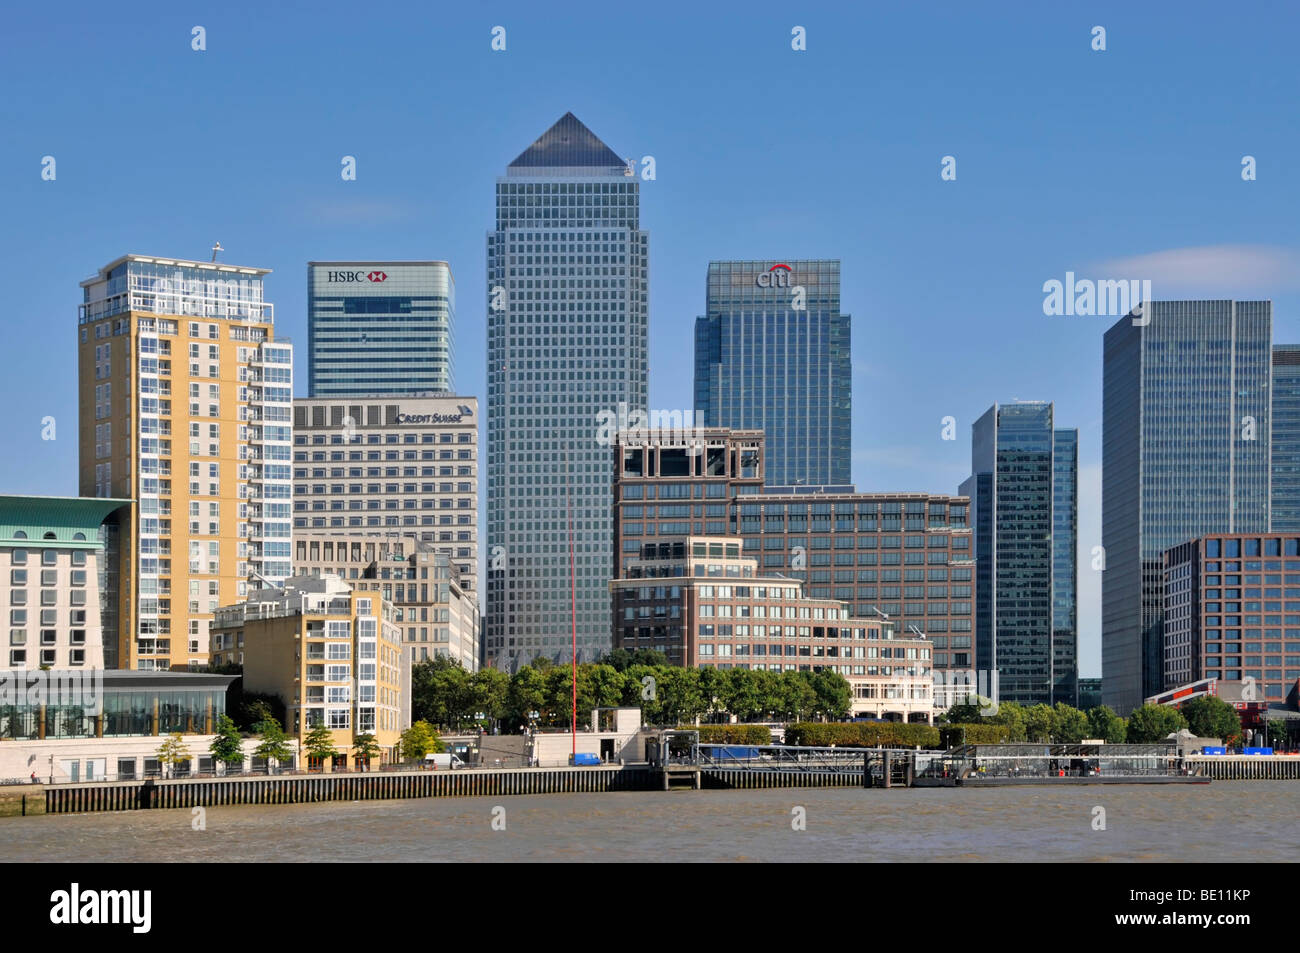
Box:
10;648;86;666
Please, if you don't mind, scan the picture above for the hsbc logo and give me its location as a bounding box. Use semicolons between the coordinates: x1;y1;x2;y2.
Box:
755;263;793;288
325;270;388;282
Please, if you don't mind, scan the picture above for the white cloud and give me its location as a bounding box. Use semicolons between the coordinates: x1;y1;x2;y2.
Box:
1094;244;1300;295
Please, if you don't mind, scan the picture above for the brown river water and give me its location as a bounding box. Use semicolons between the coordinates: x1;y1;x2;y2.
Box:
5;783;1297;862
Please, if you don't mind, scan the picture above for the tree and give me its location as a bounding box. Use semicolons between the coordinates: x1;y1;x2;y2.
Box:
811;671;852;721
1180;696;1242;745
303;723;339;768
505;666;546;727
352;733;381;769
1024;704;1056;742
630;648;668;668
988;701;1027;741
234;692;285;732
697;667;727;722
410;656;474;729
156;732;191;778
1052;703;1090;743
208;714;245;772
1086;705;1127;744
721;669;762;722
598;648;634;672
945;702;984;724
778;671;817;722
589;664;628;712
470;668;511;725
399;720;444;761
253;718;294;772
1126;703;1187;743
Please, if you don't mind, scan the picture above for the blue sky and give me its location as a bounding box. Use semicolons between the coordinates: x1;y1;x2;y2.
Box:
3;0;1299;676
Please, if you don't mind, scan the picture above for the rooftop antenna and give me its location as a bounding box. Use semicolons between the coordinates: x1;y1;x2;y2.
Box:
210;241;223;263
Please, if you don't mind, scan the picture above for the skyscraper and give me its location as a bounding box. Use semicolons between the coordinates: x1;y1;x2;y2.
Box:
290;394;479;598
1102;301;1272;713
306;261;454;398
694;260;851;487
1271;345;1300;532
961;401;1078;707
485;112;648;670
78;254;293;670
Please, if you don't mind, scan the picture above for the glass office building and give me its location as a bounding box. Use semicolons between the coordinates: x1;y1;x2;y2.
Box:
695;260;851;488
961;402;1078;707
1102;301;1272;713
1272;345;1300;532
485;112;648;670
307;261;454;397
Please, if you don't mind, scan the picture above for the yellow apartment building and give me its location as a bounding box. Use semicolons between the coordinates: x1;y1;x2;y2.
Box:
77;254;293;670
210;575;409;767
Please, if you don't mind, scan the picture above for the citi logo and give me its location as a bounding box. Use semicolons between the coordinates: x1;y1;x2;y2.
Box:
50;883;151;933
755;263;793;288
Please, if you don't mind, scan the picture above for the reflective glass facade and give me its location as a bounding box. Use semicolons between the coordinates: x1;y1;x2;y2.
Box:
485;113;648;670
962;402;1077;706
1052;428;1079;705
695;260;851;487
1102;301;1272;713
1272;345;1300;531
307;262;454;397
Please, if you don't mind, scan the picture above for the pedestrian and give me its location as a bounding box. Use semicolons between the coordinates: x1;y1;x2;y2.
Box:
30;771;37;784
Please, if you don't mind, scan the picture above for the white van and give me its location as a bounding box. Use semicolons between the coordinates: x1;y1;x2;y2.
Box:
424;753;465;770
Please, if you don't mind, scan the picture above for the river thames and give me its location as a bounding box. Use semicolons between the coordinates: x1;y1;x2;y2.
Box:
7;782;1298;862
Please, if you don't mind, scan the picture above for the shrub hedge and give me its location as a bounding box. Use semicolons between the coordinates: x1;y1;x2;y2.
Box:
784;722;941;748
686;725;774;744
939;723;1013;747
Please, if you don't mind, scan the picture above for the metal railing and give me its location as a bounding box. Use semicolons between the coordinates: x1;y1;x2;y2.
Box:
696;744;884;773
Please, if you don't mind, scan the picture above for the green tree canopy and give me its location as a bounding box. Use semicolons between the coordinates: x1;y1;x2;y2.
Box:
1023;704;1056;742
253;717;294;769
352;733;381;766
1086;705;1128;744
470;667;511;723
1053;702;1090;743
399;720;444;761
505;665;546;725
1180;696;1242;745
208;714;245;767
303;723;339;763
811;671;853;721
944;701;985;724
1126;703;1188;743
988;701;1027;741
156;732;191;767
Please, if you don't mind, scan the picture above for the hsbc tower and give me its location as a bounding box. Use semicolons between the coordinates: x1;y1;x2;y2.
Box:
307;260;455;397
